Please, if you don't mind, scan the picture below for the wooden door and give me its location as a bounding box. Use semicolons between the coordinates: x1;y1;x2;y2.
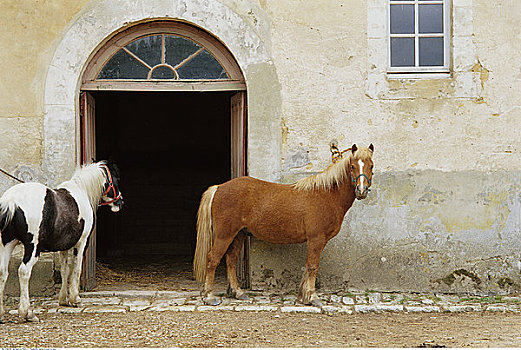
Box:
79;91;98;291
231;91;249;288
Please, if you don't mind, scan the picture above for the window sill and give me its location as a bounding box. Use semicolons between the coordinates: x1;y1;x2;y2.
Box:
386;72;451;80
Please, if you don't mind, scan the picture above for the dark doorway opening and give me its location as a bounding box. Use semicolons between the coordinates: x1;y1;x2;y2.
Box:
92;91;233;289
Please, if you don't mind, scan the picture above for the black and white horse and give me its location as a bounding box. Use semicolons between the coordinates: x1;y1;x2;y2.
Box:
0;161;123;322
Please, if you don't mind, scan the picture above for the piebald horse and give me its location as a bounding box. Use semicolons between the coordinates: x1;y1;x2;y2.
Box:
0;161;123;322
194;144;374;306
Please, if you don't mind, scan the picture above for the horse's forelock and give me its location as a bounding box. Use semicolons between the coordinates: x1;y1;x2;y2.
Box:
350;147;373;162
103;160;120;180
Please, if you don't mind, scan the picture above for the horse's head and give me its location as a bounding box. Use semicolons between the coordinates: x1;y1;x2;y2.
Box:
100;161;124;212
349;144;374;200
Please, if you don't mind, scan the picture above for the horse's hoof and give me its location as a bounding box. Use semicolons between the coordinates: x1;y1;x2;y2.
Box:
236;293;249;301
25;313;39;323
59;300;71;307
70;296;81;307
203;297;221;306
310;298;323;307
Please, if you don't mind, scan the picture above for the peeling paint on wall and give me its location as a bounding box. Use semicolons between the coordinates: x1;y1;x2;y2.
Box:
2;0;521;295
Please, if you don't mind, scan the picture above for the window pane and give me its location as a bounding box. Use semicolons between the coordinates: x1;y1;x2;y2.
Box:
419;4;443;33
177;50;228;79
391;38;415;67
125;35;162;67
98;50;149;79
165;36;201;67
419;37;444;66
390;5;414;34
150;65;177;79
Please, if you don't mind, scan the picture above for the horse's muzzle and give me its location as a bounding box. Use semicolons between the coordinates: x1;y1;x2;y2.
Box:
355;186;370;200
110;197;124;212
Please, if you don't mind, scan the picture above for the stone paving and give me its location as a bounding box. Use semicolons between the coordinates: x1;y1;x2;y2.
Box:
7;290;521;317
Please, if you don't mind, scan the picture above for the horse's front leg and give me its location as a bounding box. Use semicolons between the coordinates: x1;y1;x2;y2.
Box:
18;244;39;322
0;241;17;323
58;250;71;306
68;239;89;307
298;239;327;307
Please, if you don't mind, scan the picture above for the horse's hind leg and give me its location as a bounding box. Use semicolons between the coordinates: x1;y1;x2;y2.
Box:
203;234;236;306
298;238;327;307
225;231;248;300
0;241;17;323
18;243;39;322
58;250;71;306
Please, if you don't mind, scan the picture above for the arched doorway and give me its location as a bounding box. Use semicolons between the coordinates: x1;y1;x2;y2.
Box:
79;20;248;290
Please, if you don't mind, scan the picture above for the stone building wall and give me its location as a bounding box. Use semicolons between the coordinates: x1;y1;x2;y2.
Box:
0;0;520;294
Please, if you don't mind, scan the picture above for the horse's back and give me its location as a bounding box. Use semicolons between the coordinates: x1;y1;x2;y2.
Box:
1;183;48;220
214;176;294;206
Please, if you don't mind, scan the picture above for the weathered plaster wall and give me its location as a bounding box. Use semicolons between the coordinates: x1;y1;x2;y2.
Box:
1;0;521;295
250;0;521;294
0;0;90;189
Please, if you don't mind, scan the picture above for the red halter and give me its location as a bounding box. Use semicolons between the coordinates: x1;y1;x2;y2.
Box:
99;164;122;206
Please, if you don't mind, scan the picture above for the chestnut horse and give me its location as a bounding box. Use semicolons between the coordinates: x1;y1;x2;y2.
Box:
193;144;374;306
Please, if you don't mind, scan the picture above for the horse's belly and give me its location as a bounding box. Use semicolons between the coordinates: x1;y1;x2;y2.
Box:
39;222;86;252
247;225;307;244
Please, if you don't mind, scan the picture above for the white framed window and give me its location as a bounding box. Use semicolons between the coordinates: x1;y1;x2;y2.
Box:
388;0;450;77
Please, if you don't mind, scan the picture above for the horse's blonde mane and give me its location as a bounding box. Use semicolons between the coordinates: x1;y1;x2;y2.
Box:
293;147;373;191
59;162;107;209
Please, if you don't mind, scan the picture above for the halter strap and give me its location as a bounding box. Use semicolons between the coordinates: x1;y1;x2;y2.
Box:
351;172;372;187
99;164;122;206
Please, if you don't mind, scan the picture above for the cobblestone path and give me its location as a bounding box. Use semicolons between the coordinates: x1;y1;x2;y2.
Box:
8;290;521;317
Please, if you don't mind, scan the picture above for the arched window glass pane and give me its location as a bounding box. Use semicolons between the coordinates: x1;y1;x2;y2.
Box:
126;35;163;67
97;49;150;79
97;34;229;80
177;50;228;79
165;36;200;67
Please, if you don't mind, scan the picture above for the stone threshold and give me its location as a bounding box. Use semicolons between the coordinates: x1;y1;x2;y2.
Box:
8;290;521;316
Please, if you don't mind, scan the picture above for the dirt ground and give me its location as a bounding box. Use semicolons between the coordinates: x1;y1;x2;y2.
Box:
1;311;521;347
2;258;515;347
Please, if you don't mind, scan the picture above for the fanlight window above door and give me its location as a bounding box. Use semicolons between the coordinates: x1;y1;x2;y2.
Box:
82;21;245;91
98;34;229;80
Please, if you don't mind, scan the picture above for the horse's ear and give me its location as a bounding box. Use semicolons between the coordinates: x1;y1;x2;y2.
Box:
351;144;358;154
369;144;374;152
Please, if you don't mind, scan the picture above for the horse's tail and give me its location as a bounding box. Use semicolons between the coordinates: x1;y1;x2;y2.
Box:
193;185;219;282
0;198;17;233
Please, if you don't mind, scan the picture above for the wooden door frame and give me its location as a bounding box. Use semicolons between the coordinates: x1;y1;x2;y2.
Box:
231;91;249;288
79;92;98;291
